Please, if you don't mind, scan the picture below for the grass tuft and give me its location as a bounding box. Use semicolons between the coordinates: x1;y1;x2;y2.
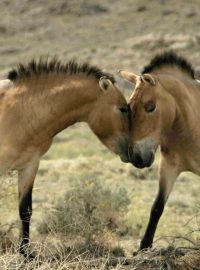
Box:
38;177;130;253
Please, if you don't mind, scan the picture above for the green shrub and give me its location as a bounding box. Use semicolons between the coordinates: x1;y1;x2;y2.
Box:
38;178;130;246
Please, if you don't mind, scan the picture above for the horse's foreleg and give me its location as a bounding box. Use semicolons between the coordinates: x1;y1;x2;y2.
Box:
139;157;180;251
18;156;40;259
139;186;166;250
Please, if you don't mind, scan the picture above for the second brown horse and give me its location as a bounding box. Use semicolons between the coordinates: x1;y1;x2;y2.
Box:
120;51;200;251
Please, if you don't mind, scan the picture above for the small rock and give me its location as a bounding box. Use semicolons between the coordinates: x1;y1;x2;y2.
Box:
162;9;174;16
137;6;147;12
169;42;190;50
0;26;7;33
90;48;96;53
0;47;22;55
186;11;196;17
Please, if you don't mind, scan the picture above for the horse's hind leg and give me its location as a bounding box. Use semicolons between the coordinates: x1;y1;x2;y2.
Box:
18;156;40;259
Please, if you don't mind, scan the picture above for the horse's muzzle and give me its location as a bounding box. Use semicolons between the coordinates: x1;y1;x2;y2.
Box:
117;136;131;163
129;145;155;168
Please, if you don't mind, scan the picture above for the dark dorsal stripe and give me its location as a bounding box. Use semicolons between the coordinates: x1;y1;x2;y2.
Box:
142;51;195;79
7;58;115;83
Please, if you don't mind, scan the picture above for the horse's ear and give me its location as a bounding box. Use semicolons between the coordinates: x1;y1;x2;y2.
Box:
99;77;113;92
142;74;156;86
118;70;138;84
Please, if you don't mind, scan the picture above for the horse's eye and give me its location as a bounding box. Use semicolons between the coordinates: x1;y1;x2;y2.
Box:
144;102;156;113
119;106;129;115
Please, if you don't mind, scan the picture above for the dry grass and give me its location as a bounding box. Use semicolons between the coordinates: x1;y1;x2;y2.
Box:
0;232;132;270
0;242;114;270
1;124;200;269
1;233;200;270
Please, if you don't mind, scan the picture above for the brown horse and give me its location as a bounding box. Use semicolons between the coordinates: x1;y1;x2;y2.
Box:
0;59;131;258
120;51;200;251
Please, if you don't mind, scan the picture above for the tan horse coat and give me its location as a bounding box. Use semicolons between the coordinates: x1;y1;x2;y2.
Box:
120;51;200;252
1;59;131;258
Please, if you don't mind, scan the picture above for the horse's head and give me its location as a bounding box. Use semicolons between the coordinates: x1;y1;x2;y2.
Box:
120;70;176;168
89;77;131;163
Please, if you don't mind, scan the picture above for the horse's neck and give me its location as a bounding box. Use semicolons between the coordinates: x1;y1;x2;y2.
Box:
161;77;200;170
13;75;99;142
159;73;200;127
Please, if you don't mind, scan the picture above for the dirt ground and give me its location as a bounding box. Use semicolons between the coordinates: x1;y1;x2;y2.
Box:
1;0;200;269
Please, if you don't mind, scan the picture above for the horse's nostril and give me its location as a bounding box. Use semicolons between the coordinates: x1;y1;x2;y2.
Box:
134;152;143;165
132;151;145;168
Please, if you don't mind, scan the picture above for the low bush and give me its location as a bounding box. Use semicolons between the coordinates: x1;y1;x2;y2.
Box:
38;177;130;248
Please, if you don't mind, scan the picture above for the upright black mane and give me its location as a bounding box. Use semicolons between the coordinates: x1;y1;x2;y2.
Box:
7;58;115;83
142;51;195;79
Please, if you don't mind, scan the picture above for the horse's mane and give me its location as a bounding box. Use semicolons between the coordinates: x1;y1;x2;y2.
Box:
7;58;115;83
142;51;195;79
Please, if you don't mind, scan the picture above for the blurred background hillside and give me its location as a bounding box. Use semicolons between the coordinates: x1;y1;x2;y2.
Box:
1;0;200;269
1;0;200;73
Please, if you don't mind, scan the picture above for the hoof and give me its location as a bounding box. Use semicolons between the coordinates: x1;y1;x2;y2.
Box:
139;240;153;251
132;247;148;257
20;244;37;261
132;240;153;256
